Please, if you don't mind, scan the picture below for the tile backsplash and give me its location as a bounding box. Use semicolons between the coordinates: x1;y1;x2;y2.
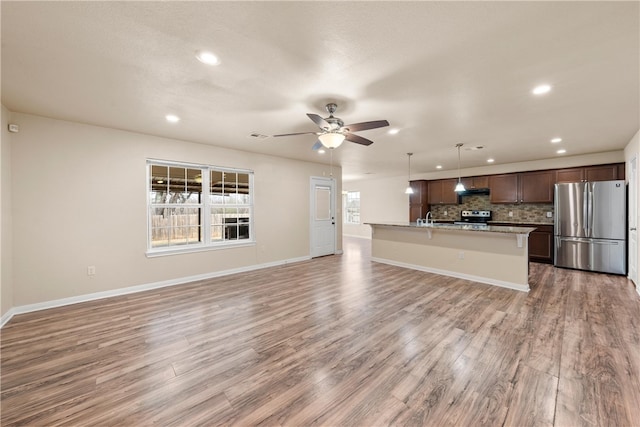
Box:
430;194;554;224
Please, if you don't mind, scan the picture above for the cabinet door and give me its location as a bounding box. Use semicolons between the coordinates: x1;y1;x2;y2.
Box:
441;179;459;204
585;165;618;182
409;180;427;205
461;176;489;189
428;180;443;204
460;177;474;189
489;174;519;203
556;168;584;183
472;176;489;188
520;170;554;203
528;225;553;263
409;204;424;222
617;163;625;180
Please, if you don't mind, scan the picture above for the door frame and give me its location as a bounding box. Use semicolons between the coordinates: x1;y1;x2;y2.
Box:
310;176;337;258
628;154;638;288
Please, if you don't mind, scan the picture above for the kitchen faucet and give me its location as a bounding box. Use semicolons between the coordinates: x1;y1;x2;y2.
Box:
425;211;433;225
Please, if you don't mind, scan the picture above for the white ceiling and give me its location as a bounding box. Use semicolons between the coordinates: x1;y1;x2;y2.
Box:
2;1;638;181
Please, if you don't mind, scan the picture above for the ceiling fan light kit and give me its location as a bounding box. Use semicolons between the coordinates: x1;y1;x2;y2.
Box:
318;132;346;149
270;103;389;150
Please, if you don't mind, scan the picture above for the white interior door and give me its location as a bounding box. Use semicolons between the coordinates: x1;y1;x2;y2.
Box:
628;155;637;285
310;177;336;258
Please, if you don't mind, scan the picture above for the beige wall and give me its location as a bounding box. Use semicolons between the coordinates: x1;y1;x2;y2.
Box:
343;175;409;238
1;106;14;317
7;112;341;308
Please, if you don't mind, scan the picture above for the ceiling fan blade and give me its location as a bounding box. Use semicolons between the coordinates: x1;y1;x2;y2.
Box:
343;120;389;132
272;131;317;137
311;141;323;151
307;113;331;130
345;133;374;146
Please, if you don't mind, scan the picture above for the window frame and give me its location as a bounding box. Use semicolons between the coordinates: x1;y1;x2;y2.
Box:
343;190;361;225
146;159;254;257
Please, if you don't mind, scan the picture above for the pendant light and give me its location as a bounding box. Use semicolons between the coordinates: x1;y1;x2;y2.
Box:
404;153;414;194
454;143;466;192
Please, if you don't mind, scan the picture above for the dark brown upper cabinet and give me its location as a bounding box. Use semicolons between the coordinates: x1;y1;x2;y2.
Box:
460;176;489;190
428;179;459;205
556;163;624;183
489;170;554;204
409;180;428;221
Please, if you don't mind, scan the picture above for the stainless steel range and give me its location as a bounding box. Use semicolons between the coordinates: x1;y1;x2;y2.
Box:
455;210;492;226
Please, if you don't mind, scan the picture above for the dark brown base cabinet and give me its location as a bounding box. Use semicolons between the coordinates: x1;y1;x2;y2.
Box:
492;223;554;264
527;225;554;264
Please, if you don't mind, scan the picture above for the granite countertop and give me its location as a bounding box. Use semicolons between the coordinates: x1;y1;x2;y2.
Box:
366;222;536;235
431;219;553;226
487;220;554;226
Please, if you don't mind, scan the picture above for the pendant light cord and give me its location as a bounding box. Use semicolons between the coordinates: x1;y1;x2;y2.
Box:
456;143;463;183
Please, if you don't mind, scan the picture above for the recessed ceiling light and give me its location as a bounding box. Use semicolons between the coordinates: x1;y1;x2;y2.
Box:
532;84;551;95
436;165;443;169
388;128;399;135
557;149;566;154
550;137;562;143
487;158;495;163
196;50;219;65
165;114;180;123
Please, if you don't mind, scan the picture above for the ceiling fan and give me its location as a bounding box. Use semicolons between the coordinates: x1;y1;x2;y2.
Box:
272;103;390;150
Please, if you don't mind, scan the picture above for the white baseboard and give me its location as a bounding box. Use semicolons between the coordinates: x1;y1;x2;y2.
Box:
371;257;530;293
343;234;371;240
0;255;311;328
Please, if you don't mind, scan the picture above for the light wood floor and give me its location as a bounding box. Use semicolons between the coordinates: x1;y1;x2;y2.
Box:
2;237;639;426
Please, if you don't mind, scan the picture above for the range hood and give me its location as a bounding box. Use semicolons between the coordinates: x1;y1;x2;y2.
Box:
459;187;490;195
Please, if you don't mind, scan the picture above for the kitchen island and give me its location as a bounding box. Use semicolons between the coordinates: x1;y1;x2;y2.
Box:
367;222;536;292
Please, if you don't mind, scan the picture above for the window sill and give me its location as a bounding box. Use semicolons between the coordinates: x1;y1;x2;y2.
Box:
146;240;256;258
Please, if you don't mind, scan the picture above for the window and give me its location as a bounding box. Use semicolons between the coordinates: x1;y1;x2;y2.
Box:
147;160;253;255
344;191;360;224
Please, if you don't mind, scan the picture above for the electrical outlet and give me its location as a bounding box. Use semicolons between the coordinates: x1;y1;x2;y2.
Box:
546;211;553;218
444;211;448;216
508;211;513;217
458;251;465;260
87;266;96;276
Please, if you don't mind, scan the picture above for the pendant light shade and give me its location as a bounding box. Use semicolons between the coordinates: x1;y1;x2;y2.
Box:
404;153;414;194
455;143;466;193
318;132;346;149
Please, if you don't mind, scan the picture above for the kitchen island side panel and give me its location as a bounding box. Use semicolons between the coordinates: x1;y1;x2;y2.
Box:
370;225;530;291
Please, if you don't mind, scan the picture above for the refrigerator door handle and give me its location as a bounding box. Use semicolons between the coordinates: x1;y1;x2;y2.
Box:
582;184;589;236
587;183;594;237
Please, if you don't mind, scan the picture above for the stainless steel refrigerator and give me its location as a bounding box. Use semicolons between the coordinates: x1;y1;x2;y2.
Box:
554;180;626;274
